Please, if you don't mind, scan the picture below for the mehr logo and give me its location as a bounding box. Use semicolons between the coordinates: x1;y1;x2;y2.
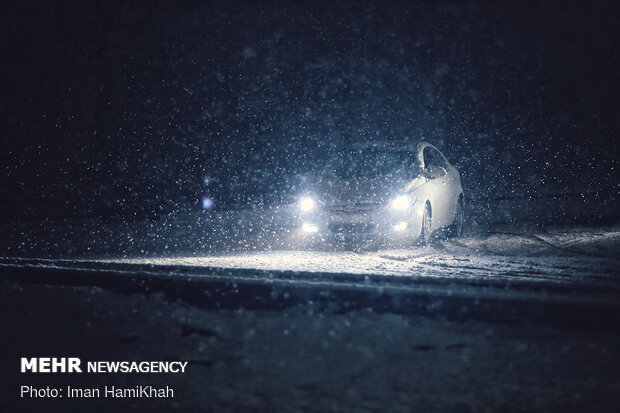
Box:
21;358;82;373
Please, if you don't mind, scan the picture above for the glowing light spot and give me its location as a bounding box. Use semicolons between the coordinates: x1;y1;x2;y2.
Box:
389;195;410;210
202;196;214;210
302;223;319;233
299;197;317;212
392;221;408;231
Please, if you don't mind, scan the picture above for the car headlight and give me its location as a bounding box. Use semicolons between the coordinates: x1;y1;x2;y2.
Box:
299;196;317;212
301;222;319;233
389;195;411;210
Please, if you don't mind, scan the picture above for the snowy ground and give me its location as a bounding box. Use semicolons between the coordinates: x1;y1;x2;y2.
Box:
2;217;620;411
2;277;620;413
102;225;620;287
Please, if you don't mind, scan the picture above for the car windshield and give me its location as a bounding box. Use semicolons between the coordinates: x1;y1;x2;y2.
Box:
322;148;420;180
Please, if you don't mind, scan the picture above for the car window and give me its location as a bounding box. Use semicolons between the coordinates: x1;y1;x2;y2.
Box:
423;147;448;176
324;149;421;179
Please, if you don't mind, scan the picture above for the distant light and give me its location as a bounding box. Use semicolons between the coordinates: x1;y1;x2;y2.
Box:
392;221;408;231
202;196;214;210
389;195;410;210
299;197;317;212
302;223;319;233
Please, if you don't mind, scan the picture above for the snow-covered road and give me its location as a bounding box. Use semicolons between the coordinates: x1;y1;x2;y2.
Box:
2;225;620;332
103;226;620;287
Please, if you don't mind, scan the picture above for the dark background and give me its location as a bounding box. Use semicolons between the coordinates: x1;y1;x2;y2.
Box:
1;0;618;222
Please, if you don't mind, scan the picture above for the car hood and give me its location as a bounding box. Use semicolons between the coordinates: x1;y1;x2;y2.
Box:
309;174;425;206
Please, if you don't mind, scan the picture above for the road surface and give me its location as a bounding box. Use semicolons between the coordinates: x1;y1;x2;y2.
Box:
2;225;620;412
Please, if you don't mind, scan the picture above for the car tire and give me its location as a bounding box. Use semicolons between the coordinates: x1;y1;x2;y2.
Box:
419;203;432;245
446;200;464;238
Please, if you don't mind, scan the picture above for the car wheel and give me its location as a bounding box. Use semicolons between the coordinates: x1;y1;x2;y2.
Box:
419;203;432;245
447;201;464;238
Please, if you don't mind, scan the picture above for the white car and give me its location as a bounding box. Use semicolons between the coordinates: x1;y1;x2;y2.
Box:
295;142;464;245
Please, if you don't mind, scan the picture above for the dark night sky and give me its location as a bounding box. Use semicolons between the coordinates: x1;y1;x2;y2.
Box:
1;0;618;219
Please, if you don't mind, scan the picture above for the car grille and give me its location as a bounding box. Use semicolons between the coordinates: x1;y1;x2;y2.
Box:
328;222;376;233
325;202;383;214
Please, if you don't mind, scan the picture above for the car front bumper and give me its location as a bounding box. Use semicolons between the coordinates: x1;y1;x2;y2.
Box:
292;202;425;246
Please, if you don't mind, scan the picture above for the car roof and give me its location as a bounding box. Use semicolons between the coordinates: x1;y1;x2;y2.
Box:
347;140;423;152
